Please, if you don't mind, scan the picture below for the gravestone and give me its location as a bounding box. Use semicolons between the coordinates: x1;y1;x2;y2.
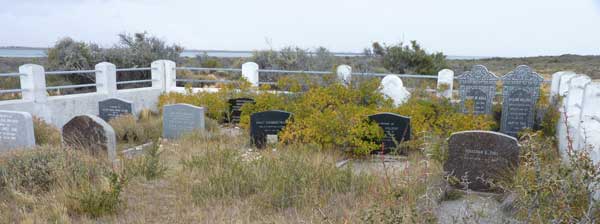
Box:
456;65;499;114
550;71;575;103
62;115;116;161
226;98;255;123
380;75;410;106
559;75;591;154
444;131;520;191
368;113;411;154
98;98;133;121
162;104;205;139
437;69;454;99
250;110;292;148
0;110;35;151
579;83;600;163
500;65;544;136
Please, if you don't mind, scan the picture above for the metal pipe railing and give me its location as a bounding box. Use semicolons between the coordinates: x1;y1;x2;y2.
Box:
258;69;332;75
0;89;24;94
176;67;242;72
116;79;155;85
45;70;100;75
46;83;99;90
175;79;236;84
0;73;25;77
116;67;153;72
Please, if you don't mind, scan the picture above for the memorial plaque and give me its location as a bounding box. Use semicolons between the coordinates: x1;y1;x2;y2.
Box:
250;110;292;148
444;131;520;191
62;115;116;161
0;110;35;151
368;113;411;154
226;98;255;123
500;65;544;136
162;104;205;139
99;98;133;121
456;65;499;114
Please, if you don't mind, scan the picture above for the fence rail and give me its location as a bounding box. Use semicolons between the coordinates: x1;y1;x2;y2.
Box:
116;79;155;85
0;73;25;77
116;67;153;72
45;70;100;75
176;67;242;72
0;89;25;94
46;83;99;90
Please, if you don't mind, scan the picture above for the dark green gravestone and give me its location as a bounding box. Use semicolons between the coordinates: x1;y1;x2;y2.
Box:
500;65;544;136
226;98;255;123
250;110;292;148
368;113;411;154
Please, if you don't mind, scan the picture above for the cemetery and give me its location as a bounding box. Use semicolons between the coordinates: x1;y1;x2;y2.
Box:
0;59;599;223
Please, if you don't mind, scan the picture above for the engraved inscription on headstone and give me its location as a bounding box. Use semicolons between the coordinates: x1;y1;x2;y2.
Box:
99;98;133;121
162;104;205;139
444;131;520;191
62;115;117;161
226;98;255;123
250;110;292;148
456;65;499;114
368;113;411;154
500;65;543;136
0;110;35;151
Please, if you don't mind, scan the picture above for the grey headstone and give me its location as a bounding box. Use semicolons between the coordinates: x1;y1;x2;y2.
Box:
62;115;116;161
162;104;205;139
444;131;520;191
456;65;499;114
0;110;35;151
500;65;544;136
99;98;133;121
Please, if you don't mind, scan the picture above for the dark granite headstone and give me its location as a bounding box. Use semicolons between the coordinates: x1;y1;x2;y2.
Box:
99;98;133;121
444;131;520;191
226;98;255;123
456;65;499;114
250;110;292;148
368;113;411;154
0;110;35;151
500;65;544;136
162;104;205;139
62;115;116;161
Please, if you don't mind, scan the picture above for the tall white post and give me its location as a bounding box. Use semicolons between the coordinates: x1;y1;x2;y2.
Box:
436;69;454;99
242;62;259;87
151;60;166;91
336;65;352;85
163;60;177;92
95;62;117;96
18;64;47;103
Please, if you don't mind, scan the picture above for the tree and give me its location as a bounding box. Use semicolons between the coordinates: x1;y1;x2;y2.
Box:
370;40;447;75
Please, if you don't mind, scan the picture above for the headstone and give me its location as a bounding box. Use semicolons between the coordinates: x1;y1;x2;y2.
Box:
380;75;410;106
62;115;116;161
437;69;454;99
0;110;35;151
368;113;411;154
226;98;255;123
242;62;259;87
444;131;520;191
336;65;352;85
250;110;292;148
500;65;544;136
456;65;499;114
558;75;591;154
98;98;133;121
162;104;205;139
579;83;600;163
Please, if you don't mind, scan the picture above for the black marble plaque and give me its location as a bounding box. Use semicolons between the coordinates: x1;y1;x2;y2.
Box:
99;98;133;121
226;98;255;123
368;113;411;154
250;110;292;148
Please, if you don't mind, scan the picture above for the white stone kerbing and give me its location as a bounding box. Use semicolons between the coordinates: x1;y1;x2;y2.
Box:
550;71;575;102
558;75;591;157
242;62;259;87
336;65;352;85
558;72;578;97
380;75;410;106
578;82;600;163
436;69;454;99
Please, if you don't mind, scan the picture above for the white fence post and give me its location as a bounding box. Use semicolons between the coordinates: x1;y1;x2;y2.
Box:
163;60;177;92
95;62;117;96
242;62;259;87
336;65;352;85
18;64;47;103
437;69;454;99
151;60;166;91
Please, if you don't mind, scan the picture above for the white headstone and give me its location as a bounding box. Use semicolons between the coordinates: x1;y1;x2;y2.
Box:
437;69;454;99
558;75;591;156
336;65;352;85
579;82;600;163
0;110;36;151
242;62;259;87
380;75;410;106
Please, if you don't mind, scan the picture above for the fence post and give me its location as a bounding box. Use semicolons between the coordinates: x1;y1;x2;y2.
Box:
336;65;352;85
437;69;454;99
242;62;259;87
151;60;166;91
18;64;47;103
95;62;117;96
163;60;177;92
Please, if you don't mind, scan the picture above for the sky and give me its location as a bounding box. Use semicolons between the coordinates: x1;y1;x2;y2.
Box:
1;0;599;57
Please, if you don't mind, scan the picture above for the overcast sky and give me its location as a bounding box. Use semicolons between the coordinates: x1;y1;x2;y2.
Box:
1;0;599;57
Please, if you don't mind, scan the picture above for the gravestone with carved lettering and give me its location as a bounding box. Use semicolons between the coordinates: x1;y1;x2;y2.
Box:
456;65;499;114
162;104;205;139
250;110;292;148
62;115;116;161
444;131;520;191
0;110;35;151
500;65;544;136
99;98;133;121
226;98;255;123
368;113;411;154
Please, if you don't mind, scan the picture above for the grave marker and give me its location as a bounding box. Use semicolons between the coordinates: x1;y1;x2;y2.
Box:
456;65;499;114
0;110;35;151
250;110;292;148
227;98;255;123
368;113;411;154
99;98;133;121
162;104;205;139
444;131;520;191
62;115;116;161
500;65;544;136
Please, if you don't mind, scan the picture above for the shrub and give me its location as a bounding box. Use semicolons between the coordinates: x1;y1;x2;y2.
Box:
370;40;447;75
125;142;168;181
66;172;125;218
32;117;61;146
109;114;162;145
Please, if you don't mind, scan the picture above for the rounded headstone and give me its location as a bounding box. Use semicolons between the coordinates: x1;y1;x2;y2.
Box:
242;62;259;87
336;65;352;85
380;75;410;106
62;115;116;161
437;69;454;99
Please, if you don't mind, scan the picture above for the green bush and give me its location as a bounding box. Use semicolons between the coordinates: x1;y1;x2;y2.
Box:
33;116;61;146
66;172;125;218
109;113;162;145
370;40;447;75
125;142;167;181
